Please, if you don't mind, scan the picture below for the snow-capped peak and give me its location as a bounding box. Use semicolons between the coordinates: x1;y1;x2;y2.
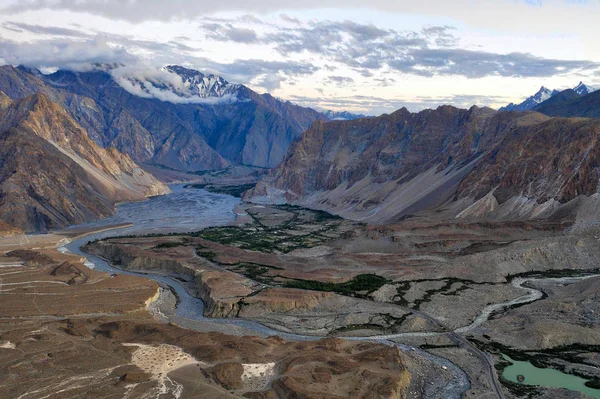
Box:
572;81;596;96
532;86;554;103
109;64;243;105
163;65;241;99
323;110;369;120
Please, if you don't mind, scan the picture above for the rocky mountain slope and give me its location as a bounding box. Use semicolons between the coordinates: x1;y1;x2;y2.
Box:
0;65;327;170
0;91;168;232
246;105;600;224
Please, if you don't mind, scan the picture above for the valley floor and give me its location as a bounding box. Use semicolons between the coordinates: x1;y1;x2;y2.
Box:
2;194;599;398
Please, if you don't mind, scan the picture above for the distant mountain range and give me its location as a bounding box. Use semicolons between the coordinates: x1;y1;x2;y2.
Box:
0;65;328;171
322;110;370;120
500;82;596;112
533;88;600;118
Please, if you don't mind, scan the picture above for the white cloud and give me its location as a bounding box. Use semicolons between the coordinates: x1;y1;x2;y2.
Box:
109;64;241;104
0;36;137;71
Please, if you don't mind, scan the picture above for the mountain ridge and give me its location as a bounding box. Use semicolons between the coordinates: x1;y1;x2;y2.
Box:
0;64;328;170
245;104;600;224
500;82;596;112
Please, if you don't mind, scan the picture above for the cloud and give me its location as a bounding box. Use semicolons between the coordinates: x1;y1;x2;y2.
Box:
2;22;93;38
198;58;318;83
387;48;597;78
279;14;301;24
1;0;596;27
0;36;137;71
325;75;355;87
109;64;241;104
200;23;259;43
3;16;597;85
198;18;598;79
252;74;286;91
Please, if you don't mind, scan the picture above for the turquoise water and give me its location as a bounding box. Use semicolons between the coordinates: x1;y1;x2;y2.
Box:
502;354;600;398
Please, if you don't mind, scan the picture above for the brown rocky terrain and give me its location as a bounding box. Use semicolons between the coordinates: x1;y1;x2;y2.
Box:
80;201;600;398
0;231;415;399
0;220;22;237
0;92;168;232
246;106;600;226
84;236;413;336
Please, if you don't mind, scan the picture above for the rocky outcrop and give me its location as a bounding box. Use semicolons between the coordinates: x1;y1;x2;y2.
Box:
246;104;600;224
0;93;168;232
0;91;11;109
83;240;256;318
0;221;22;237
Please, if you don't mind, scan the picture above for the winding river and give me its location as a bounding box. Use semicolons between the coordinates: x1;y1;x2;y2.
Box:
58;185;599;399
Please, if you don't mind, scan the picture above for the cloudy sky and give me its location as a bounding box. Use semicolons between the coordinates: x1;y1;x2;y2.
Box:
0;0;599;114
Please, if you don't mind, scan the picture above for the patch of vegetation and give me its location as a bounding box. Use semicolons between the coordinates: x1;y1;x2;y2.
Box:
507;268;600;281
185;183;257;198
232;262;282;282
283;274;388;297
190;205;348;253
585;379;600;390
196;250;217;261
393;282;411;306
153;241;185;249
99;204;352;255
390;277;496;309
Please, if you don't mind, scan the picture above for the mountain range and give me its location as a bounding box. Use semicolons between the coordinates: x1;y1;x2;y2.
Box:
3;62;600;232
0;65;327;171
246;103;600;224
322;110;370;120
500;82;596;112
532;88;600;118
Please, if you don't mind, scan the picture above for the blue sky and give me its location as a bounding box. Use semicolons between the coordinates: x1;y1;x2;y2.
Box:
0;0;598;114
